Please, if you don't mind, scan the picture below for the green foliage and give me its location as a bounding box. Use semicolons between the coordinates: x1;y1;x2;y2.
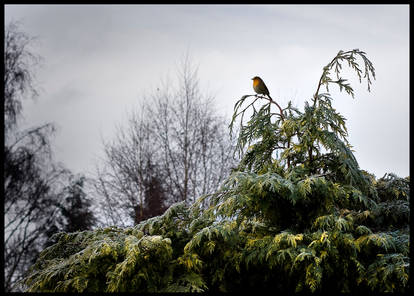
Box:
23;203;207;292
22;49;409;293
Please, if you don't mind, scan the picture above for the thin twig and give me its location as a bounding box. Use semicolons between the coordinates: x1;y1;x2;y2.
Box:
235;96;260;118
254;94;285;120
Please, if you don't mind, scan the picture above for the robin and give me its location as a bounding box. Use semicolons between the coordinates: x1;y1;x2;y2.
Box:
252;76;270;97
251;76;285;120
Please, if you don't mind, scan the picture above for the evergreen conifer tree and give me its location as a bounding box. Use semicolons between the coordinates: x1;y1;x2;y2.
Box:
22;49;409;293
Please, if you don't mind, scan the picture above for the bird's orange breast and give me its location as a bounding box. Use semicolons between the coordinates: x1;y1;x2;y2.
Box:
253;78;260;87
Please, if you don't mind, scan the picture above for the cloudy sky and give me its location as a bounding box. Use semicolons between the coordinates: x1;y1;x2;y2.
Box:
5;5;409;179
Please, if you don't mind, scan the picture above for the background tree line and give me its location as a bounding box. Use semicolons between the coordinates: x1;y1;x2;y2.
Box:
4;21;236;291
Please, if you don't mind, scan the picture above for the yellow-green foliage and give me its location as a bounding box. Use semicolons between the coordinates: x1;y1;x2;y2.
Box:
22;49;409;293
23;203;207;292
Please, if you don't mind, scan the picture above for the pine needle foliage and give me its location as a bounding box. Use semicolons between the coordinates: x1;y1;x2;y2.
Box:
22;49;409;293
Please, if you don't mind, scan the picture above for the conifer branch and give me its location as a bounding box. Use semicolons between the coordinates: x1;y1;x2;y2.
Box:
313;49;376;108
255;94;285;120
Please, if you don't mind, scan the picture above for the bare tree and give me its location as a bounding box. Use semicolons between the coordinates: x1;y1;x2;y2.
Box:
4;127;69;291
4;21;40;134
3;21;82;292
93;109;163;226
93;56;236;227
147;57;235;203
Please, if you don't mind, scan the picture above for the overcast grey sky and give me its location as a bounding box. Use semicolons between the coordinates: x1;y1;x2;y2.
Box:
5;4;409;179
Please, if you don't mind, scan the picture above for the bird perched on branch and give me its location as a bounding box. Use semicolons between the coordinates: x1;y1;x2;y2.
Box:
251;76;285;120
252;76;270;97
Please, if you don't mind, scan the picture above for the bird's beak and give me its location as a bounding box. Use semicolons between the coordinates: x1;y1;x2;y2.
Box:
251;78;254;80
